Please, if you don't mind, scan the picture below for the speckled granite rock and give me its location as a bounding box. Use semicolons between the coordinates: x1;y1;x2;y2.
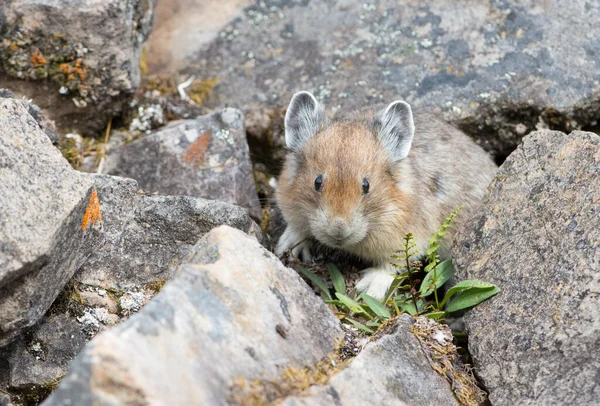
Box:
43;226;343;406
453;130;600;405
281;315;460;406
0;96;100;347
104;108;261;219
74;174;266;289
0;0;156;135
190;0;600;160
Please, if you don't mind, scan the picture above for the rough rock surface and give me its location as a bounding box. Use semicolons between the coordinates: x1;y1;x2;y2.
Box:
0;280;160;404
1;313;88;391
75;174;266;289
0;172;266;400
0;89;59;144
0;96;99;347
104;107;261;219
43;226;343;405
281;315;459;406
145;0;251;75
453;130;600;405
188;0;600;160
0;0;156;135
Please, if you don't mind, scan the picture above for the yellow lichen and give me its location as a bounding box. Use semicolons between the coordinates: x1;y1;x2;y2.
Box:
229;350;347;405
144;280;167;294
187;78;218;105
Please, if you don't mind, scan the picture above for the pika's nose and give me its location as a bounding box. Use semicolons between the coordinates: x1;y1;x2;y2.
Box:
328;218;351;241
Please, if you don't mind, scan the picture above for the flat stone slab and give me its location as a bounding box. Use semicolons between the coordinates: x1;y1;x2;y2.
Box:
190;0;600;159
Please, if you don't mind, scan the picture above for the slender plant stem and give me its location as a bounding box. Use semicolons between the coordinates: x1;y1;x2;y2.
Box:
404;239;419;312
392;299;401;317
404;238;413;288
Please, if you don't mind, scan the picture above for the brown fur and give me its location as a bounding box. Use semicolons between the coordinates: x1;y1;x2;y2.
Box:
276;109;497;264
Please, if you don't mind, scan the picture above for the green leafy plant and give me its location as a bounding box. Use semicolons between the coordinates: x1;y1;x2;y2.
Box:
299;208;500;334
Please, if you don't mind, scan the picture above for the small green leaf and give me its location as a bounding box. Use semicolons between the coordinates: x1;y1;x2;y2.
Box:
346;318;375;334
445;286;500;313
327;263;346;295
366;320;381;327
419;259;454;297
324;300;345;306
398;301;418;315
383;276;404;304
299;267;332;301
362;294;391;319
425;311;445;319
335;293;364;314
441;279;499;307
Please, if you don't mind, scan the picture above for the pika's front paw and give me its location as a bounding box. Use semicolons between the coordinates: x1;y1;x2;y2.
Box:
355;266;396;301
275;227;313;263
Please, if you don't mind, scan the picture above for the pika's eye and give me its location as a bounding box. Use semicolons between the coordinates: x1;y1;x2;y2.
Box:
314;175;323;192
362;178;370;194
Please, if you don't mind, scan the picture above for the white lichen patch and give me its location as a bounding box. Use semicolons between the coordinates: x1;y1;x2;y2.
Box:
420;38;433;48
129;104;165;134
119;290;151;314
214;128;235;146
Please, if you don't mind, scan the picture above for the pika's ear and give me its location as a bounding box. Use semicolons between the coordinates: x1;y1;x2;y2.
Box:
284;91;325;152
373;100;415;160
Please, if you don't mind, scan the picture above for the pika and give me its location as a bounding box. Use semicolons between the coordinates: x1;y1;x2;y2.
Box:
275;91;497;299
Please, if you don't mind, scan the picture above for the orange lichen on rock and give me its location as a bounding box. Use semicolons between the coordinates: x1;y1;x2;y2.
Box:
183;130;211;168
73;59;87;80
59;59;88;81
81;187;102;231
30;48;46;66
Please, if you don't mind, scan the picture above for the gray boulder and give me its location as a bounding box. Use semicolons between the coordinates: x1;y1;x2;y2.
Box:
0;96;99;347
0;171;266;400
0;95;265;353
43;226;343;406
453;130;600;405
74;174;266;289
281;315;460;406
104;107;261;220
0;0;156;135
188;0;600;160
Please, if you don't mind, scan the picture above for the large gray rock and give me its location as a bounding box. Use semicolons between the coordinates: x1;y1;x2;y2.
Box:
104;108;261;220
281;315;460;406
0;0;156;135
453;130;600;405
75;174;266;289
188;0;600;159
0;96;99;347
43;226;343;406
0;94;265;354
0;172;266;400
